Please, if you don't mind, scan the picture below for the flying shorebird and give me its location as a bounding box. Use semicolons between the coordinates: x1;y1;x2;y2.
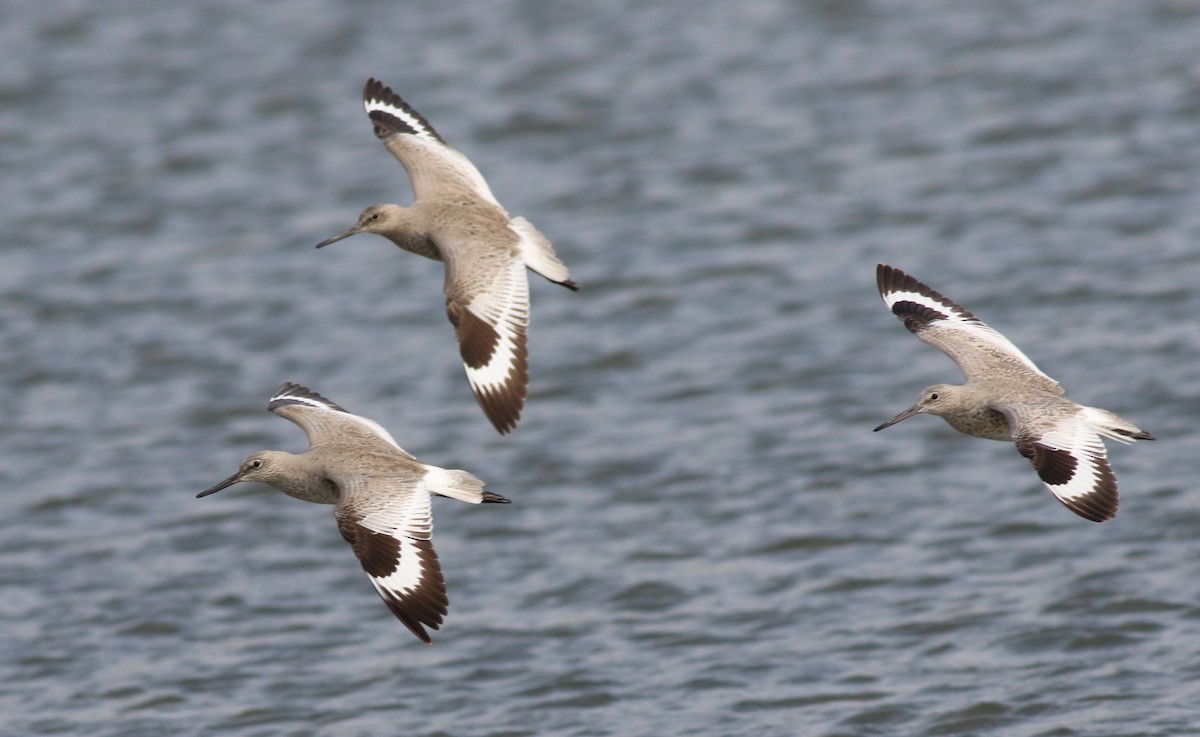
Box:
316;78;577;434
874;263;1153;522
198;382;510;642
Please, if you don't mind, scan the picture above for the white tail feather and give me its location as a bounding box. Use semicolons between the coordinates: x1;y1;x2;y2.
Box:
1079;406;1151;445
424;467;489;503
511;217;573;286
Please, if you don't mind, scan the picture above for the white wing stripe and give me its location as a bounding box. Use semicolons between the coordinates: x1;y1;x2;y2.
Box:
366;536;430;599
465;317;524;393
883;288;1049;379
1038;422;1110;502
364;97;440;143
463;259;529;394
364;88;504;207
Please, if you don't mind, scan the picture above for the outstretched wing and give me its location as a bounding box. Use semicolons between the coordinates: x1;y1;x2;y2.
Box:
334;474;447;643
999;403;1119;523
267;382;414;457
444;252;530;435
877;264;1060;391
362;78;501;206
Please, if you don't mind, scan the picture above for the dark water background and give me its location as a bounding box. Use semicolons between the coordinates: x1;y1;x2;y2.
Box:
2;1;1200;735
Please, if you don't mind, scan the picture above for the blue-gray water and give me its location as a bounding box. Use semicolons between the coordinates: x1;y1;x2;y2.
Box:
2;1;1199;735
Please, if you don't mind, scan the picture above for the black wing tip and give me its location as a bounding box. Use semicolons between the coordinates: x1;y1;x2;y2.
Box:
362;77;446;144
876;263;932;300
382;577;448;644
274;380;310;396
363;77;400;108
466;359;528;436
482;490;512;504
403;618;438;644
268;381;348;413
1060;493;1118;523
487;411;520;435
876;263;981;331
560;278;580;292
383;589;447;644
479;389;525;435
472;377;525;434
467;368;525;434
362;77;401;109
876;263;904;296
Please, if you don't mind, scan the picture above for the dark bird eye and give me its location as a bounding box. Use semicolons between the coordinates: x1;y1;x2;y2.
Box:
251;459;263;469
370;212;380;221
930;393;939;400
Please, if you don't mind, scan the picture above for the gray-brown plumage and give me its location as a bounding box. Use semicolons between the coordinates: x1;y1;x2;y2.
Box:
198;382;510;642
874;264;1153;522
316;78;577;434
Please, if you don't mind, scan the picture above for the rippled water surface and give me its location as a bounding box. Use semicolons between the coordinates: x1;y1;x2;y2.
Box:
2;1;1200;735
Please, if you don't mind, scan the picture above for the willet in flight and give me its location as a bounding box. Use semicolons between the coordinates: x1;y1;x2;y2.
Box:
874;264;1153;522
316;78;577;434
198;382;510;642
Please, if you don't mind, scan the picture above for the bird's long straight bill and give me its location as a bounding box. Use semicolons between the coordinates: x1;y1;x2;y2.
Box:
197;470;244;498
315;225;359;249
874;405;921;432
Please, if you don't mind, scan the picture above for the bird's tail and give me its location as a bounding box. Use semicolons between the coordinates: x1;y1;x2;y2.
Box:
425;467;510;503
511;216;578;290
1080;406;1155;445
